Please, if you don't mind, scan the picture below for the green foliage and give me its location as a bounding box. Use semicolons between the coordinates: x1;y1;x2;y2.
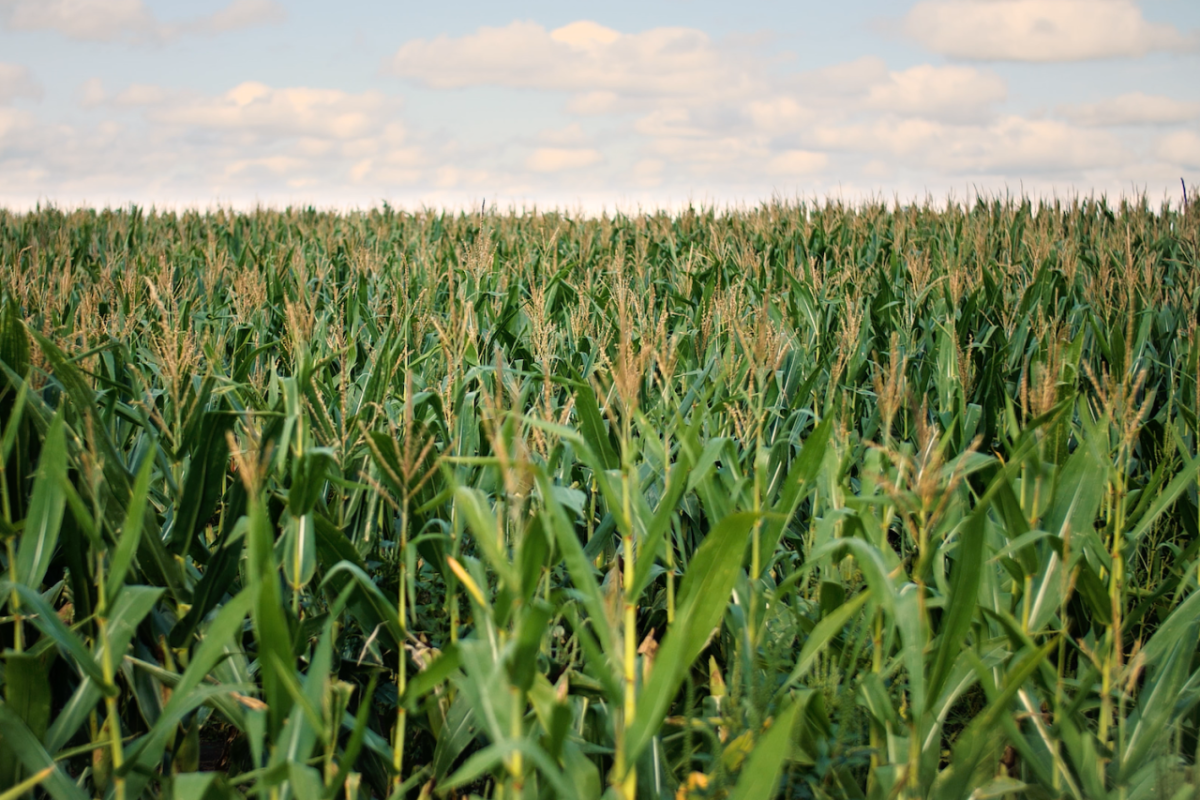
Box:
0;194;1198;799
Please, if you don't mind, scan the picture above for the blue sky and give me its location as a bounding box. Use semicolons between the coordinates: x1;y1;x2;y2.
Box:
1;0;1198;210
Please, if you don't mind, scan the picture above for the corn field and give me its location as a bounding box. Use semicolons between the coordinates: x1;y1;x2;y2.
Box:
1;195;1199;800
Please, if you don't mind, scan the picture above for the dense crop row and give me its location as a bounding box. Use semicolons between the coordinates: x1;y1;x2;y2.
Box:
0;195;1198;799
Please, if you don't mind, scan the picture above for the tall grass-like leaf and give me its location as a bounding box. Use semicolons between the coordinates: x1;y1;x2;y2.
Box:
441;739;579;800
321;561;405;647
1125;448;1200;554
779;589;871;692
758;418;832;557
170;410;234;557
0;581;114;693
630;434;696;598
0;704;88;800
44;586;162;752
29;330;189;601
932;639;1058;800
571;371;619;472
454;485;518;589
282;512;317;591
0;652;52;788
105;450;156;601
1029;436;1108;631
15;413;66;589
928;506;986;703
246;491;294;738
1119;626;1199;779
0;298;30;384
728;698;805;800
534;467;614;654
118;589;256;790
627;511;759;763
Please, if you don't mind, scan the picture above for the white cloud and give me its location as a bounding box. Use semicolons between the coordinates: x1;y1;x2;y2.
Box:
0;0;286;43
634;107;713;140
538;123;588;146
806;116;1127;173
3;16;1197;208
137;82;398;141
387;20;760;103
0;105;36;137
958;118;1129;171
113;83;170;107
188;0;284;35
77;77;106;107
1156;131;1200;168
0;62;40;103
632;158;665;187
769;150;828;175
2;0;156;43
566;91;622;116
865;65;1006;123
902;0;1197;61
1059;92;1200;126
0;79;442;208
643;133;769;174
796;56;890;96
746;97;812;135
526;147;602;172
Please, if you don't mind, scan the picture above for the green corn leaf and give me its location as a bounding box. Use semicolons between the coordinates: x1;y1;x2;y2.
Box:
0;580;114;694
728;697;805;800
29;330;189;602
441;739;578;800
0;379;28;464
288;446;336;516
281;512;317;591
454;485;518;590
43;586;162;753
321;561;405;648
506;600;552;692
0;297;30;381
0;651;53;788
0;766;56;800
1119;626;1199;780
758;417;832;557
105;449;156;602
571;371;619;472
1141;587;1200;667
779;589;871;693
15;413;67;589
0;703;87;800
247;492;295;739
630;438;695;599
172;772;227;800
533;466;613;654
325;673;377;799
118;589;256;781
432;693;479;781
933;639;1058;800
928;505;987;704
627;511;758;764
275;586;353;770
170;485;247;647
170;410;234;557
808;537;896;617
1125;448;1200;555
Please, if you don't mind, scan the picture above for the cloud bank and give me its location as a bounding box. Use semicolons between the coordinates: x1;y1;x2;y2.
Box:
901;0;1197;62
0;14;1196;208
0;0;285;44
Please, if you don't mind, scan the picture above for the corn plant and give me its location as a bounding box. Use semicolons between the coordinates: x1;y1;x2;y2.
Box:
0;193;1197;799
